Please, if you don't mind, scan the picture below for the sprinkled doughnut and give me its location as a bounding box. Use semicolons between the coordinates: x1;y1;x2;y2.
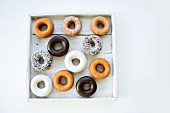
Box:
76;76;97;97
90;58;111;79
91;16;110;35
31;50;53;71
53;70;74;92
62;16;82;36
47;36;69;57
31;74;52;97
83;35;103;55
64;51;87;73
34;18;54;38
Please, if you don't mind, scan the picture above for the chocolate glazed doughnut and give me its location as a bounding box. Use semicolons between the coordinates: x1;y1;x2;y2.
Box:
47;36;69;57
76;76;97;97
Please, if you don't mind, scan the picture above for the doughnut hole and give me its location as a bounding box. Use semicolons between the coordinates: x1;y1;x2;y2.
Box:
96;64;105;72
54;42;63;50
90;41;95;47
68;21;75;29
83;83;91;91
59;76;67;85
72;58;80;66
97;22;104;29
39;24;48;31
37;81;45;89
39;57;44;64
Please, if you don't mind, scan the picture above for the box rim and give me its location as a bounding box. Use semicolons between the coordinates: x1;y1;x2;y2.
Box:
29;97;118;103
29;12;114;17
26;15;32;102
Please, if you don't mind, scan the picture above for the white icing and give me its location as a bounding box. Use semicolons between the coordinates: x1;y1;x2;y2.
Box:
64;51;87;73
31;75;52;97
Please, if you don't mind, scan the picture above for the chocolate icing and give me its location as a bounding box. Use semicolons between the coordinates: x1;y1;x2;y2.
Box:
47;36;69;57
76;76;97;97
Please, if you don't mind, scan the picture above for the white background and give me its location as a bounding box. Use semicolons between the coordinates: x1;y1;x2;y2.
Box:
0;0;170;113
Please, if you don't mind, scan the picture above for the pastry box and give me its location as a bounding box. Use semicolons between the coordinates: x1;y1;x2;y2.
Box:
27;12;117;102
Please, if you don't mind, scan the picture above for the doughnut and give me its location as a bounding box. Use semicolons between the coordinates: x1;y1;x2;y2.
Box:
53;70;74;92
31;74;52;97
62;16;82;36
90;16;110;35
64;51;87;73
83;35;103;55
76;76;97;97
90;58;111;79
34;18;54;38
47;36;69;57
31;50;53;71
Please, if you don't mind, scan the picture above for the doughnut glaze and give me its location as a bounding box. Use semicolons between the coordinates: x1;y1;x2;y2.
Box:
31;50;53;71
47;36;69;57
31;74;52;97
53;70;74;92
64;51;87;73
34;18;54;38
90;58;110;79
83;35;103;55
62;16;82;36
91;16;110;35
76;76;97;97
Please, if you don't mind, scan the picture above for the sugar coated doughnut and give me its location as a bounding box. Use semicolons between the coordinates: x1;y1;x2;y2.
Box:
47;36;69;57
76;76;97;97
91;16;110;35
53;70;74;92
34;18;54;38
90;58;110;79
64;51;87;73
31;74;52;97
83;35;103;55
62;16;82;36
31;50;53;71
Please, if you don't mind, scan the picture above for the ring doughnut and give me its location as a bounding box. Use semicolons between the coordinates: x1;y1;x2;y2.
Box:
64;51;87;73
90;58;111;79
31;50;53;71
53;70;74;92
34;18;54;38
83;35;103;55
47;36;69;57
62;16;82;36
76;76;97;97
90;16;110;35
31;74;52;97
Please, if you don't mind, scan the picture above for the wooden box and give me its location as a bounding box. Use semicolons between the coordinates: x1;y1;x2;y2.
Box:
27;13;117;102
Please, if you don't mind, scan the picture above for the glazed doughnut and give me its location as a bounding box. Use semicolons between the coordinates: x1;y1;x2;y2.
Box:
64;51;87;73
47;36;69;57
31;50;53;71
53;70;74;92
90;58;111;79
31;74;52;97
91;16;110;35
62;16;82;36
83;35;103;55
34;18;54;38
76;76;97;97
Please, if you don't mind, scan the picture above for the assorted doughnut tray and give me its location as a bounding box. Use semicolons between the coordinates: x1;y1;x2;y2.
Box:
27;13;117;102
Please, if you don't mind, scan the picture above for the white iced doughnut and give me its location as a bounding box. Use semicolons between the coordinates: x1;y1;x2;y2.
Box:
64;51;87;73
31;75;52;97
